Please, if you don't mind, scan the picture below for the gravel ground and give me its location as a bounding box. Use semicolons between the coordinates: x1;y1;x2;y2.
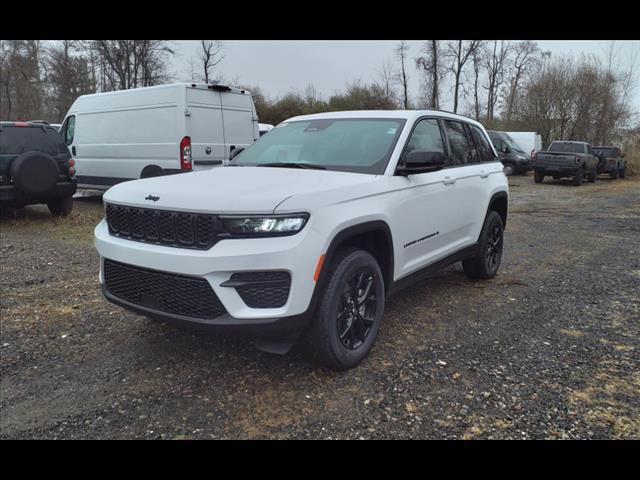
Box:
1;175;639;439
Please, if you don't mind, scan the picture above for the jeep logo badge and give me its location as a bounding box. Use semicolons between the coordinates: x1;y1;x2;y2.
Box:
145;195;160;202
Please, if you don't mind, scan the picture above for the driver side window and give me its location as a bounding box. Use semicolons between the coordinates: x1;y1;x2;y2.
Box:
404;118;445;160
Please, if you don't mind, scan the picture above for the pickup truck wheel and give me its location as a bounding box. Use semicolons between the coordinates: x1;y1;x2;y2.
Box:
47;196;74;216
534;172;544;183
610;167;619;179
302;247;385;371
462;210;504;280
572;173;583;186
503;162;515;176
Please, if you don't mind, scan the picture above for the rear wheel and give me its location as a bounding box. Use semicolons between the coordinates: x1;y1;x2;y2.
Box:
572;173;583;186
534;171;544;184
462;210;504;280
302;248;385;371
47;196;74;216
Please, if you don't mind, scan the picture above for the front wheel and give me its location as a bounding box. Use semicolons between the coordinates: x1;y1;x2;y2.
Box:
302;248;385;371
47;196;74;216
503;162;516;176
462;210;504;280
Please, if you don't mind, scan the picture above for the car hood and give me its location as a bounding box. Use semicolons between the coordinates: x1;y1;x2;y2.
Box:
102;166;376;213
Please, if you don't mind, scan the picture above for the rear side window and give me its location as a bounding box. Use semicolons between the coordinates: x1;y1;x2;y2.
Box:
0;126;68;156
443;120;473;165
469;125;497;163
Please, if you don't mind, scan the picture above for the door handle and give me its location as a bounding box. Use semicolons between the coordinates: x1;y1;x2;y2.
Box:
443;176;456;185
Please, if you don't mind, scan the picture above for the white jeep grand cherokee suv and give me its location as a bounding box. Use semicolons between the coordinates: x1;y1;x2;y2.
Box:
95;110;508;370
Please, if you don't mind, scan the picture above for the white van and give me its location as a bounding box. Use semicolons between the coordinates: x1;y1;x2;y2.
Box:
505;131;543;158
59;83;259;190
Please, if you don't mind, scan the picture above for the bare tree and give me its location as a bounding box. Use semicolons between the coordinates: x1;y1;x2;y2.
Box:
469;45;484;120
443;40;480;114
200;40;224;84
377;57;397;105
86;40;174;91
483;40;511;120
503;41;540;122
394;41;410;109
415;40;443;109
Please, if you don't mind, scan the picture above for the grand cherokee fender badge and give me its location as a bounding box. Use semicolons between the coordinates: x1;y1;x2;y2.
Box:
145;195;160;202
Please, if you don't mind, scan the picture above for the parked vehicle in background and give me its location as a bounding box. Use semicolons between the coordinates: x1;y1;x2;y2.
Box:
259;123;274;136
487;130;532;175
0;121;76;215
60;83;259;191
533;141;599;186
505;131;542;158
593;145;626;179
95;110;508;370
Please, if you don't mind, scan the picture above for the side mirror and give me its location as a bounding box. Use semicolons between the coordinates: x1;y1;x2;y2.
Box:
398;149;446;175
229;147;245;161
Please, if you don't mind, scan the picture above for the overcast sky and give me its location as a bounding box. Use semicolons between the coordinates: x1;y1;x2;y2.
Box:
170;40;640;112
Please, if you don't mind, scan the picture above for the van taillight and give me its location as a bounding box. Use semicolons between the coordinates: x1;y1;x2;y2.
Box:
180;136;192;171
68;158;76;176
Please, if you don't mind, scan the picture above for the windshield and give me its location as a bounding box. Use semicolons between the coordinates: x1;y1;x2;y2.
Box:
502;134;526;154
549;142;585;153
230;118;406;174
593;147;615;157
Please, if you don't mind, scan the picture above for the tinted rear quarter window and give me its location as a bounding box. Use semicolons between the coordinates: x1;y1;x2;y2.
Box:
0;126;69;156
469;126;496;163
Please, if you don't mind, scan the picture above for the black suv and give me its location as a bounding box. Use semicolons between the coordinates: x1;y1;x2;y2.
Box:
0;122;77;215
592;146;626;179
487;131;532;175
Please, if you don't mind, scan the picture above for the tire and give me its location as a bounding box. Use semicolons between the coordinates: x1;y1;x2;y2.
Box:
503;162;516;176
534;171;544;184
302;247;385;371
572;173;583;186
610;168;619;180
140;165;165;179
10;151;59;196
47;196;74;216
462;210;504;280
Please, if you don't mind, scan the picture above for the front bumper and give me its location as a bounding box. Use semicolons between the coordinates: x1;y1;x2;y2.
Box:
94;218;325;333
0;178;77;205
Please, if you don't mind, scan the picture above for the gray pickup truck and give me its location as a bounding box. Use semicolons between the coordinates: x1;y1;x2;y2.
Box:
532;141;599;186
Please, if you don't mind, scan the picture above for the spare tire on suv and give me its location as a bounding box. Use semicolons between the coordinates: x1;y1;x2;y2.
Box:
10;151;60;196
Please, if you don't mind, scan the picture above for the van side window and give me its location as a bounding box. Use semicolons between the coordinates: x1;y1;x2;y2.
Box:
469;125;496;163
61;116;75;146
443;120;473;165
404;119;445;158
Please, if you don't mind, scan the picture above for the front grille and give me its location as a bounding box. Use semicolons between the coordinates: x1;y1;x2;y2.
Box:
104;259;227;320
229;271;291;308
106;204;221;249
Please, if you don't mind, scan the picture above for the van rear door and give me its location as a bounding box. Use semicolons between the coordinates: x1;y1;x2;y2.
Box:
187;87;226;170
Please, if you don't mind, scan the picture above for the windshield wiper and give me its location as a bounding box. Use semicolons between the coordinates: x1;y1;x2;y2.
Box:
257;162;327;170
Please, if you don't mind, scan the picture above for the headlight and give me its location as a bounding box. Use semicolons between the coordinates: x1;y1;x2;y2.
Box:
221;213;309;236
